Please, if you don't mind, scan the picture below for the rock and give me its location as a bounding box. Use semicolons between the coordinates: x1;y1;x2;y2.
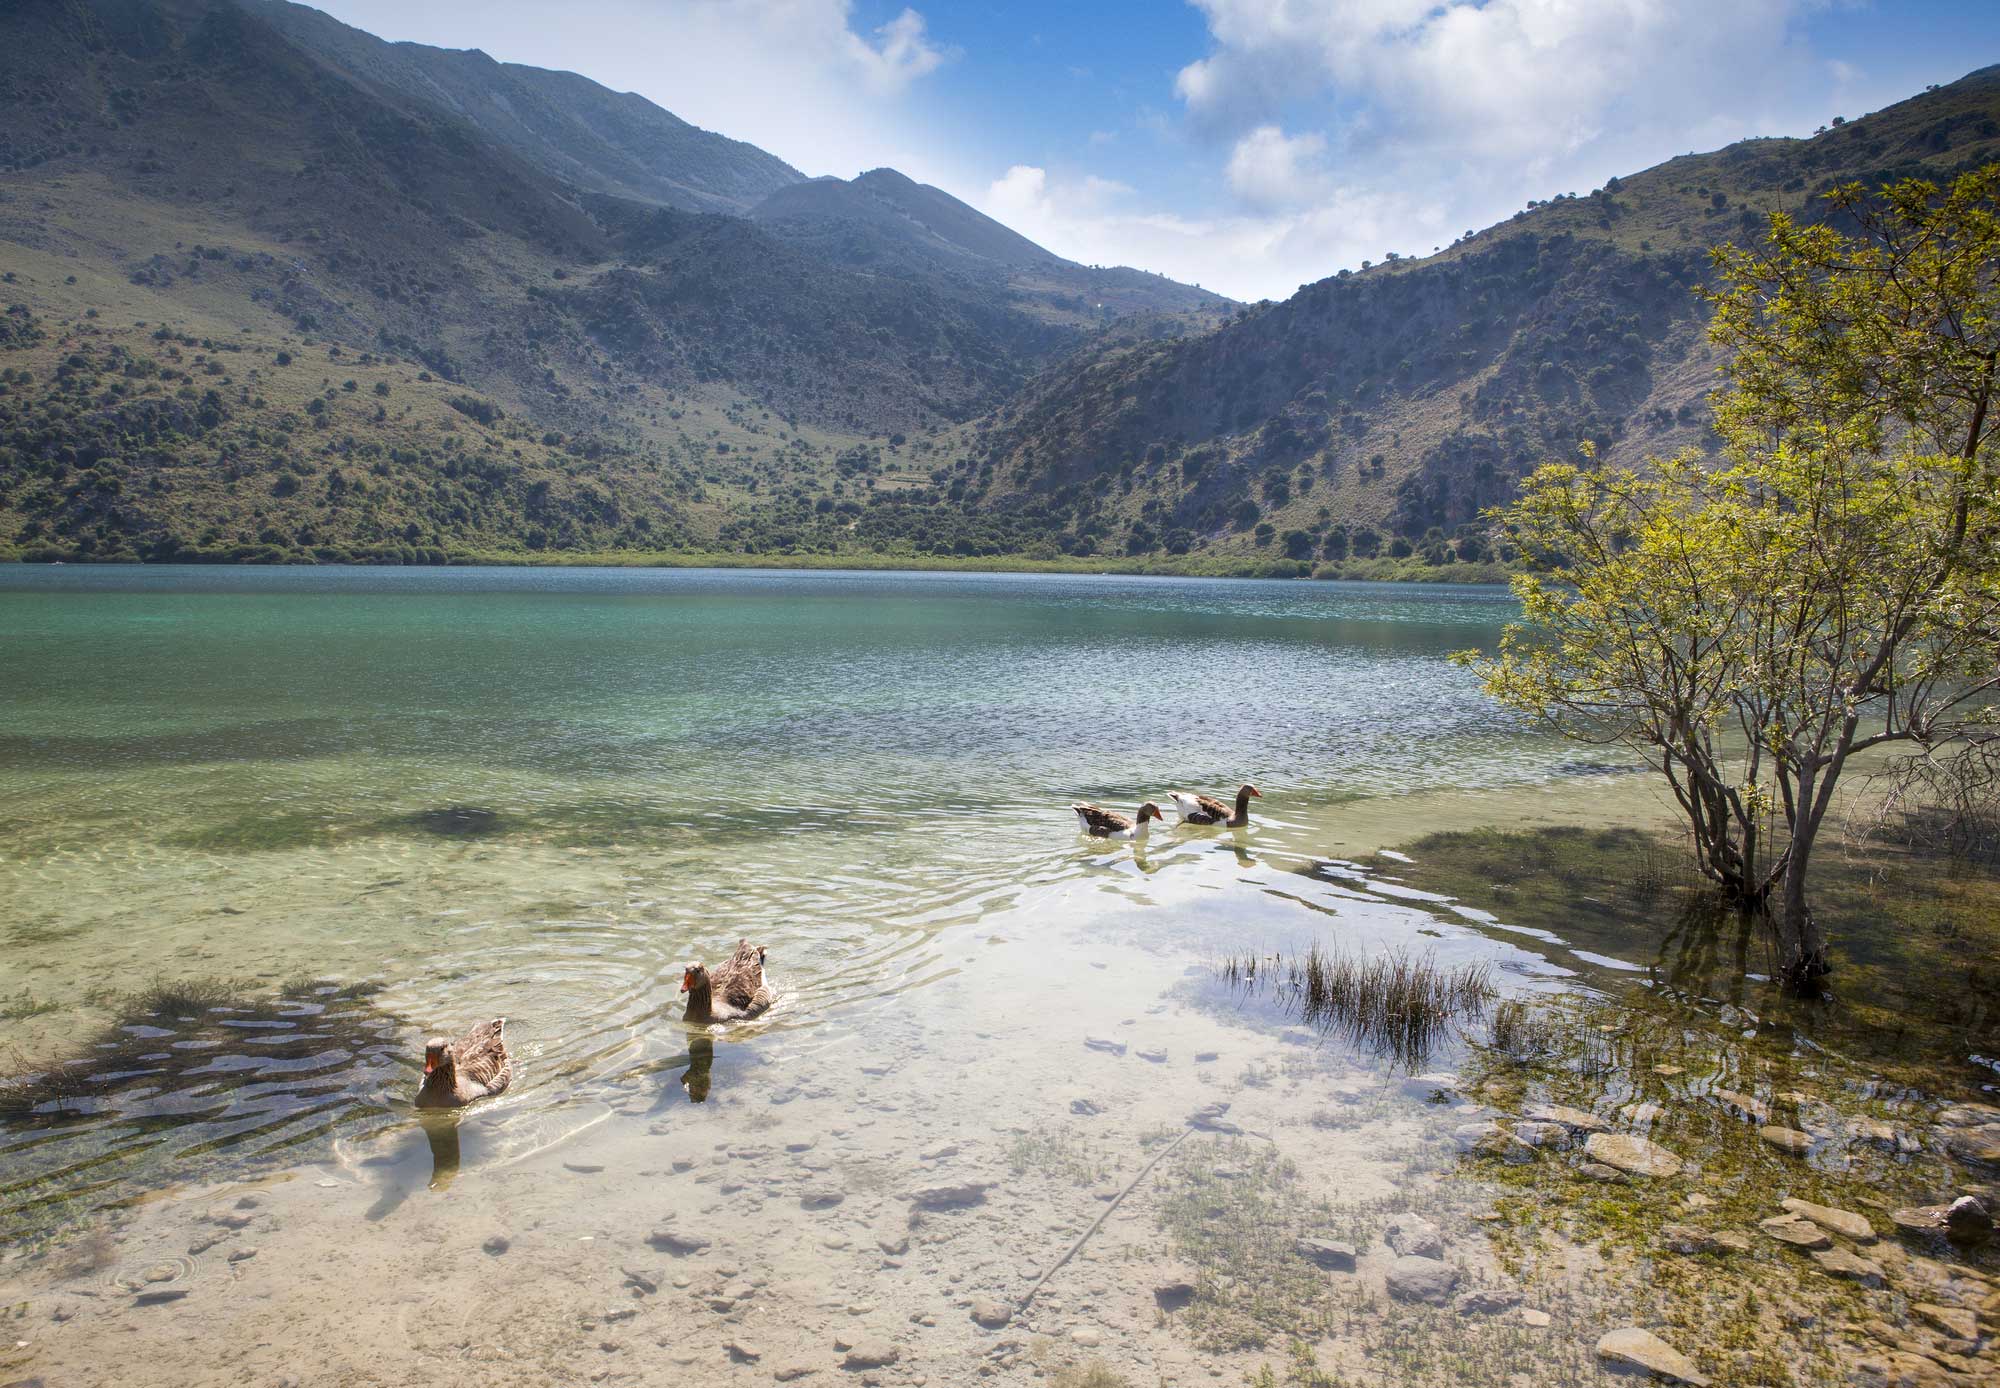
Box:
1619;1101;1663;1126
132;1289;190;1307
877;1232;910;1256
1578;1161;1628;1183
1385;1256;1458;1305
1069;1099;1104;1116
1472;1129;1539;1165
1758;1125;1813;1156
482;1235;510;1256
1595;1328;1711;1386
1452;1120;1500;1151
227;1247;258;1263
919;1144;959;1161
906;1181;994;1210
969;1297;1012;1329
1714;1088;1771;1124
1854;1119;1909;1151
1937;1102;2000;1128
564;1162;605;1174
1295;1239;1357;1271
647;1227;711;1256
1456;1289;1522;1315
1512;1121;1572;1150
1194;1051;1220;1063
772;1364;817;1382
186;1234;225;1256
1526;1103;1609;1133
1759;1215;1832;1250
1660;1224;1748;1256
1944;1194;1993;1244
1782;1198;1876;1243
1384;1212;1445;1260
1848;1353;1955;1388
1890;1205;1949;1240
1521;1308;1551;1328
1584;1132;1683;1178
725;1340;761;1362
840;1338;899;1369
1083;1037;1126;1057
1810;1248;1885;1284
621;1269;658;1296
1653;1064;1686;1077
1069;1327;1102;1347
1137;1048;1168;1064
799;1187;845;1210
1911;1304;1979;1342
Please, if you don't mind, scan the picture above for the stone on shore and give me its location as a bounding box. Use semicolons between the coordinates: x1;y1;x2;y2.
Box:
969;1297;1012;1329
840;1338;899;1369
1714;1088;1771;1124
1526;1103;1609;1133
1384;1212;1445;1259
1595;1328;1711;1386
1759;1215;1832;1250
647;1227;711;1256
1295;1238;1357;1271
1810;1248;1885;1284
1758;1125;1813;1155
1584;1132;1683;1178
1780;1198;1875;1242
1385;1256;1458;1304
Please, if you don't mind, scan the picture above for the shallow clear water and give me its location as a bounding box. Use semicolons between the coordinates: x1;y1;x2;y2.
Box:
3;568;1986;1388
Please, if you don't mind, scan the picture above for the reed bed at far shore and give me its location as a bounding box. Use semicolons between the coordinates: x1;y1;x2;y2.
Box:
1220;943;1494;1069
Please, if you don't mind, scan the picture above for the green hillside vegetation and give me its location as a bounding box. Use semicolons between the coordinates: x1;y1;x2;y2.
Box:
1;1;1995;572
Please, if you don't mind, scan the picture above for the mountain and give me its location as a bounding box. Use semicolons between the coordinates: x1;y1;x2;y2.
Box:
246;0;806;214
0;0;1226;564
952;67;2000;568
0;1;1993;570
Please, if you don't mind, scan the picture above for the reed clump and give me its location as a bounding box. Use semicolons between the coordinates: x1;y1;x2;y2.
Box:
1222;943;1493;1068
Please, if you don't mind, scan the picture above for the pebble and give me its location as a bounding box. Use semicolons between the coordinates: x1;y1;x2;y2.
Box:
1295;1239;1356;1271
970;1297;1011;1329
1069;1099;1104;1116
772;1363;816;1382
1070;1327;1102;1347
1811;1248;1885;1284
1385;1256;1457;1305
482;1235;511;1256
1757;1125;1813;1155
1780;1198;1875;1243
1714;1088;1771;1124
1520;1308;1551;1328
799;1188;845;1210
1525;1103;1609;1133
1758;1215;1832;1250
647;1228;711;1256
1595;1328;1710;1386
725;1340;761;1362
1583;1132;1683;1178
1383;1211;1444;1260
1083;1037;1126;1057
1137;1049;1168;1064
1455;1289;1522;1315
227;1247;259;1263
840;1338;900;1369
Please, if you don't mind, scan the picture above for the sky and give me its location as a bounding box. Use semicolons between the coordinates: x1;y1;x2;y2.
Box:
301;1;2000;302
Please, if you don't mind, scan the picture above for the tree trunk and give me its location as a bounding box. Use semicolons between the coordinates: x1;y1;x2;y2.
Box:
1774;834;1830;993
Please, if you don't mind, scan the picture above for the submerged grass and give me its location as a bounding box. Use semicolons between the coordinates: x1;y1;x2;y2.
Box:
1221;943;1494;1070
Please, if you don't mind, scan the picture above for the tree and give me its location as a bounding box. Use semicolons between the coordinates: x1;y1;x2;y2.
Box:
1459;168;2000;992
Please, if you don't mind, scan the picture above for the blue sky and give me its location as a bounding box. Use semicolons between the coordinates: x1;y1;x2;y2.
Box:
305;1;2000;301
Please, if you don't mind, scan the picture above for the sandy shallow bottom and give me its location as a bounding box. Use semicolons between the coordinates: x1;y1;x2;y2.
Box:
3;777;1996;1388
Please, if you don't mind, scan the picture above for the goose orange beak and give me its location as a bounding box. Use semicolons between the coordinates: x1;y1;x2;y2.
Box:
423;1058;436;1074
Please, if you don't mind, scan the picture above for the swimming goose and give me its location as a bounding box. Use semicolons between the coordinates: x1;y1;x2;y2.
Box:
682;956;773;1024
1072;801;1165;840
1169;784;1261;827
414;1018;513;1109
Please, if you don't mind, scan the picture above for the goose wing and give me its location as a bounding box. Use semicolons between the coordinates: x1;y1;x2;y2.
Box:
454;1018;512;1094
1071;803;1131;836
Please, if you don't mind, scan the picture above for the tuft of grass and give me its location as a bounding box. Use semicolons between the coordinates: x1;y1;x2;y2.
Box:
1051;1364;1131;1388
1222;943;1493;1069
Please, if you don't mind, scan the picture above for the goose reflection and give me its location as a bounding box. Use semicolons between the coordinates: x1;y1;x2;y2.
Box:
420;1111;463;1190
680;1035;714;1103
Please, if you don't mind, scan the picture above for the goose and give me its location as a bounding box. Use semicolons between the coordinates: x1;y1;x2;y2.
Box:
413;1018;513;1109
1169;784;1261;827
1072;801;1165;841
682;951;773;1024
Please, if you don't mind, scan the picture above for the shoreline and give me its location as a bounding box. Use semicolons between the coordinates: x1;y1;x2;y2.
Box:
0;548;1515;584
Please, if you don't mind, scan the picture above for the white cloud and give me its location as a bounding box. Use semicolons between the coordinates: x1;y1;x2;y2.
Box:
1225;126;1329;211
305;0;958;181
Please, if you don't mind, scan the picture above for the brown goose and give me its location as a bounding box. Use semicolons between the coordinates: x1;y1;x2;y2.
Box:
682;956;773;1024
710;939;768;1010
413;1018;513;1109
1071;801;1165;841
1169;784;1261;827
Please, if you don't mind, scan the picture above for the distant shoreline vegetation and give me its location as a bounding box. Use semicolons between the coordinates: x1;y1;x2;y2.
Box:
0;545;1513;583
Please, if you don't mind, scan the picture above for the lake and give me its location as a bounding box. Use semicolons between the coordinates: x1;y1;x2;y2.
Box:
1;567;1992;1388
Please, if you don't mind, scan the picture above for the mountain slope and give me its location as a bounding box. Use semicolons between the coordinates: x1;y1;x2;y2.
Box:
953;66;2000;567
247;0;806;214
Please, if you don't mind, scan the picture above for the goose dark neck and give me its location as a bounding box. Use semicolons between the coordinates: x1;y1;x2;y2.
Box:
683;975;714;1024
1229;786;1253;828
